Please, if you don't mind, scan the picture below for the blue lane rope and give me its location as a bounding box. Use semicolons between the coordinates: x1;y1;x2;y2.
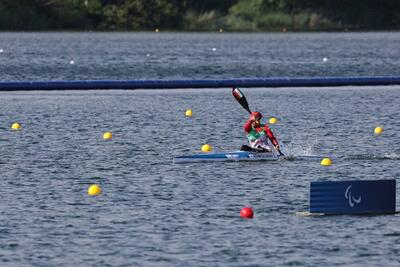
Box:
1;76;400;90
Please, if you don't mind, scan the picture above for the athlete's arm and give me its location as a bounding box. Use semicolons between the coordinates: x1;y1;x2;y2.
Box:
263;125;279;147
243;118;254;133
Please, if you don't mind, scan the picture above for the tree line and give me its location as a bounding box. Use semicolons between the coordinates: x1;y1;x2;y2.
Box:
1;0;399;31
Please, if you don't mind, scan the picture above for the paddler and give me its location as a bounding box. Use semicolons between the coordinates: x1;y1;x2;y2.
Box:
242;111;280;153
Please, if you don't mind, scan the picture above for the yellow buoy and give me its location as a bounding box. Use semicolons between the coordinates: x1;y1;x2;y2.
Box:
201;144;212;152
374;127;384;135
103;132;113;140
87;184;102;196
11;122;21;130
219;28;224;33
155;28;160;33
185;109;193;117
269;117;278;124
320;158;332;166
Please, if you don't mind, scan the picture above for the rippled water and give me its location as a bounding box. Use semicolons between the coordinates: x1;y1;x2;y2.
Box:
1;32;400;81
0;33;400;266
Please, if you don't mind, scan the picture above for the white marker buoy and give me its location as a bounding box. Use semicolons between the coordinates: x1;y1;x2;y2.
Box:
0;49;3;53
70;60;75;65
212;48;216;51
322;58;328;62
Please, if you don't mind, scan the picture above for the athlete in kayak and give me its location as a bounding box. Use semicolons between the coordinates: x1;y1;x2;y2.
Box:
242;111;280;153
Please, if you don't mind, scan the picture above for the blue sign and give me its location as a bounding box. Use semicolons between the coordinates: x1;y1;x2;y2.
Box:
310;179;396;214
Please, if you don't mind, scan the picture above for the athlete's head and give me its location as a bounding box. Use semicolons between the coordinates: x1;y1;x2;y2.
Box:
251;111;263;121
250;111;263;127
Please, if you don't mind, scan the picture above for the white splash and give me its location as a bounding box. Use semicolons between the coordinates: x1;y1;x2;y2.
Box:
283;139;319;157
383;152;400;160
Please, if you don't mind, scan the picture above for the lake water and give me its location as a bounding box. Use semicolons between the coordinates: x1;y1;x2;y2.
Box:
0;32;400;266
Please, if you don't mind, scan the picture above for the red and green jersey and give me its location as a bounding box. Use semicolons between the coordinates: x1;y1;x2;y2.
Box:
243;119;278;147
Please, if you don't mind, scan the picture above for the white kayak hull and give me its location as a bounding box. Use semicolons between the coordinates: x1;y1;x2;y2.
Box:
173;151;280;163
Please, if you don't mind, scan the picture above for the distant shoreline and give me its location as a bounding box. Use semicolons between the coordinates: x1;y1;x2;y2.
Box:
2;1;400;32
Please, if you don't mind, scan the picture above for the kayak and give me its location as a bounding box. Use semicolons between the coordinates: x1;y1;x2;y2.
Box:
173;151;280;163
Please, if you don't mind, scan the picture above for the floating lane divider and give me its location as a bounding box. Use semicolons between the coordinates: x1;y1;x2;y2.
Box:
2;76;400;90
307;179;396;215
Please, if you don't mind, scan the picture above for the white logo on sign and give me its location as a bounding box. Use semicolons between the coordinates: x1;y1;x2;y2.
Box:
345;185;362;207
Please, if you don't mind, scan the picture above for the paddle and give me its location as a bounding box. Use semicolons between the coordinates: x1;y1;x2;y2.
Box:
232;87;251;114
232;87;285;157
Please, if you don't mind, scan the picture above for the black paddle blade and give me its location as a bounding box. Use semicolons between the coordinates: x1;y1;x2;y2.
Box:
232;87;251;114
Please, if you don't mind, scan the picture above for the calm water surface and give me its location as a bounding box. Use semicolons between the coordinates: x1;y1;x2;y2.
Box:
1;32;400;80
0;33;399;266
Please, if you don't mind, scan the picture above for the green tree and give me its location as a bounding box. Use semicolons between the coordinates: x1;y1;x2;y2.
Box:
100;0;182;30
1;0;400;31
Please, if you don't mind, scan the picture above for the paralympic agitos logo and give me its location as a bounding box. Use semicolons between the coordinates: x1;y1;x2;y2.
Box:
345;185;362;207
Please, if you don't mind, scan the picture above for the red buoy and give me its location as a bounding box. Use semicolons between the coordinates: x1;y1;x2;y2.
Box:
240;207;254;219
